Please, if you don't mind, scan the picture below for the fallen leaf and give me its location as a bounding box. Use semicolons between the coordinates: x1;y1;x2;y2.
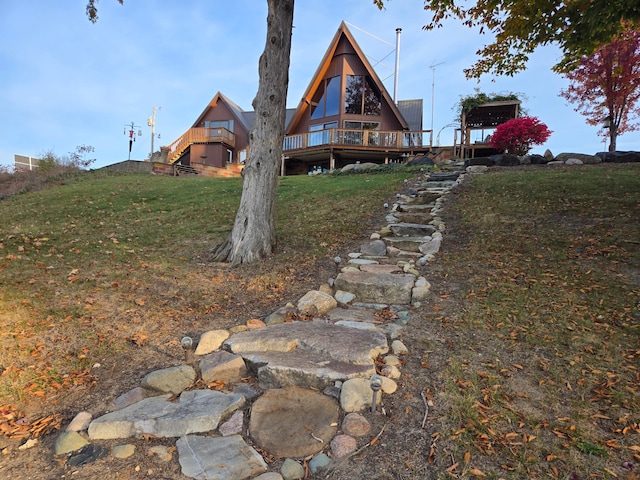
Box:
469;467;486;477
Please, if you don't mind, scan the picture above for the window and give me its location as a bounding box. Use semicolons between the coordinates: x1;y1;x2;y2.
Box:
344;121;380;130
204;120;234;132
344;75;381;116
226;149;233;163
310;77;340;120
308;122;338;146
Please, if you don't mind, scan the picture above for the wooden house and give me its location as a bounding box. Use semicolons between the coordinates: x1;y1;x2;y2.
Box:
164;22;431;176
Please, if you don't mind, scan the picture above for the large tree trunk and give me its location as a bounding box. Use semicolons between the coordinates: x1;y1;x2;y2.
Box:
211;0;294;266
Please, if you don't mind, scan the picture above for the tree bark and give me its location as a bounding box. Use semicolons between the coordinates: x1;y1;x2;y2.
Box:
609;124;617;151
211;0;294;266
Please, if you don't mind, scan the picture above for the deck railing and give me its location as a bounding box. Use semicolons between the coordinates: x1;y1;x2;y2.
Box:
283;128;431;152
167;127;236;164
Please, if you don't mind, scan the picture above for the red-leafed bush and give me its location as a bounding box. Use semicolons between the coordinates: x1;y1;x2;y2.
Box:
489;116;552;156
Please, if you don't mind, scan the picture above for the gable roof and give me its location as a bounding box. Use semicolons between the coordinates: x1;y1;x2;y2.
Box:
397;99;423;131
191;91;252;132
286;21;410;134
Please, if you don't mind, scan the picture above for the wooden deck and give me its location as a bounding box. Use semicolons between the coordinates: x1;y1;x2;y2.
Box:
283;128;431;153
167;127;236;164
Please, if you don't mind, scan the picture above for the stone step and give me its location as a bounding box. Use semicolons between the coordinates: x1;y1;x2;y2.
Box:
224;321;387;364
334;270;415;304
427;172;460;181
383;236;431;252
389;222;437;237
223;321;388;389
397;203;434;212
386;211;433;224
239;350;376;389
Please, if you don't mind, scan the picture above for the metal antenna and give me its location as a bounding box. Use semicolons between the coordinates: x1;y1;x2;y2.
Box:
429;61;445;145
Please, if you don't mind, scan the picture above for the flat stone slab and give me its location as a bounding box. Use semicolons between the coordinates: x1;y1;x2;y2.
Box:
224;321;387;364
359;264;402;274
397;203;434;212
334;271;415;304
88;389;245;439
327;306;378;323
383;236;431;252
428;172;460;181
249;386;339;458
389;211;433;224
241;350;376;389
389;222;437;237
177;434;267;480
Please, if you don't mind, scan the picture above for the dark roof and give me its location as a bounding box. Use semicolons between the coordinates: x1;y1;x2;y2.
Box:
397;99;423;131
240;108;296;132
463;100;521;128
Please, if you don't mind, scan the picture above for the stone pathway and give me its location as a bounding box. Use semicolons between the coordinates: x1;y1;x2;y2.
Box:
54;167;473;479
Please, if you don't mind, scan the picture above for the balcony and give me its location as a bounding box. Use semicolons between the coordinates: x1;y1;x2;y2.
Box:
167;127;236;164
283;128;431;152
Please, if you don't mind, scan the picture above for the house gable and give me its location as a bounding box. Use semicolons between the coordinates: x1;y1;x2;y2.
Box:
286;21;409;136
191;92;250;134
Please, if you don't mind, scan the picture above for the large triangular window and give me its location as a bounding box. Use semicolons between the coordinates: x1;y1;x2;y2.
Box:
344;75;381;116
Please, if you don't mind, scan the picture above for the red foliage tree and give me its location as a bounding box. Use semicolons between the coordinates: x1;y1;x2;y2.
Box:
560;26;640;151
489;116;552;156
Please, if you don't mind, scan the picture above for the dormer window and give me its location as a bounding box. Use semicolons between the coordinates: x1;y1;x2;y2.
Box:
344;75;381;115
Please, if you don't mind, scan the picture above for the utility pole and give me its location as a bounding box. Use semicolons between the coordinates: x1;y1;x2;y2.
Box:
124;121;142;161
147;106;161;159
429;61;445;146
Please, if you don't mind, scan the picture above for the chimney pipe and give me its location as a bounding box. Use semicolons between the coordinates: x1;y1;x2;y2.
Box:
394;28;401;103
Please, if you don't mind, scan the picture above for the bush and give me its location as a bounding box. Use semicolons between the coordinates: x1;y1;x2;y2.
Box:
489;116;552;155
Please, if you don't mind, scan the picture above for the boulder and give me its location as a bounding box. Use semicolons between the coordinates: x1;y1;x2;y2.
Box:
555;152;601;164
489;153;520;166
525;154;547;165
297;290;337;317
340;378;381;412
141;365;196;395
596;151;640;163
195;330;229;355
359;239;387;256
54;431;89;455
466;165;488;174
199;351;247;384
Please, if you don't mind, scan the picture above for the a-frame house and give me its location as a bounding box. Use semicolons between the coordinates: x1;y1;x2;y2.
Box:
282;21;428;175
162;22;429;176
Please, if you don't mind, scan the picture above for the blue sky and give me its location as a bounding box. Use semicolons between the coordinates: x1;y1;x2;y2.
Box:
1;0;634;170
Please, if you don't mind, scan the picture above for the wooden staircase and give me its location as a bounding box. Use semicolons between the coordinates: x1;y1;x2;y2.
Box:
167;127;236;164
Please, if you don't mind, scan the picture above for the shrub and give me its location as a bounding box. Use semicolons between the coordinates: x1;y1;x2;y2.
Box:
489;116;552;155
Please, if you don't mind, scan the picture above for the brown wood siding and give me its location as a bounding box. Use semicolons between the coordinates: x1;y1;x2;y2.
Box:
190;143;229;168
